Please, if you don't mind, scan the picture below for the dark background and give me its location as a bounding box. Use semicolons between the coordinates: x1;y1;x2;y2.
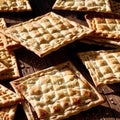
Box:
0;0;120;120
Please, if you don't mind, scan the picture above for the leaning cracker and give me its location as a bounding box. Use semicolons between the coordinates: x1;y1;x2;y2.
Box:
0;33;21;50
52;0;112;13
85;13;120;39
15;61;104;120
0;48;20;80
0;18;6;28
0;0;32;12
10;75;35;120
0;84;22;108
0;105;17;120
1;12;94;57
0;18;20;50
0;18;6;45
78;49;120;87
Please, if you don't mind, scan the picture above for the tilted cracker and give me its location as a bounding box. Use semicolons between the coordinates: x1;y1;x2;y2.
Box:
1;12;94;57
78;49;120;87
0;0;32;12
52;0;112;13
0;84;22;108
10;75;35;120
0;48;20;80
15;61;104;120
0;105;17;120
0;33;21;50
0;18;6;45
85;13;120;39
0;18;20;50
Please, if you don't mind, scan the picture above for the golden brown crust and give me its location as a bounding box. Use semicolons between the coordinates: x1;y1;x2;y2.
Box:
0;105;17;120
78;49;120;86
0;12;94;57
0;48;20;80
0;0;32;12
0;84;22;108
85;13;120;39
52;0;112;13
11;61;104;120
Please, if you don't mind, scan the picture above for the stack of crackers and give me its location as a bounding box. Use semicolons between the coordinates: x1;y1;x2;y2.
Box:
52;0;120;86
0;84;23;120
0;0;31;119
0;18;20;81
0;0;120;120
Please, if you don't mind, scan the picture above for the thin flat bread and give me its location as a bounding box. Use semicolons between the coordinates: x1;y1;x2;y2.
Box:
0;84;22;108
13;61;104;120
0;48;20;80
0;18;6;28
85;13;120;39
0;33;21;50
0;18;6;45
78;49;120;86
0;105;17;120
0;12;94;57
0;17;20;50
52;0;112;13
10;75;35;120
0;0;32;12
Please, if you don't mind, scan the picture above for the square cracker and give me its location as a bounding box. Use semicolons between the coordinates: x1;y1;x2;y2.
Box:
78;49;120;87
0;105;17;120
1;12;94;57
10;75;35;120
52;0;112;13
12;61;104;120
0;84;22;108
85;13;120;39
0;48;20;80
0;0;32;12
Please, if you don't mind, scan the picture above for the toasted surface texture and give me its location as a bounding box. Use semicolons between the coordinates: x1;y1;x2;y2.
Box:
0;18;6;45
15;61;104;120
0;0;32;12
0;33;21;50
78;49;120;86
85;13;120;39
0;105;17;120
0;48;20;80
0;84;22;107
52;0;112;12
1;12;94;57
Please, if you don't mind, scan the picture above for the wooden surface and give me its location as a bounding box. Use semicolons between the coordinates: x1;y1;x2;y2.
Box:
0;0;120;120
